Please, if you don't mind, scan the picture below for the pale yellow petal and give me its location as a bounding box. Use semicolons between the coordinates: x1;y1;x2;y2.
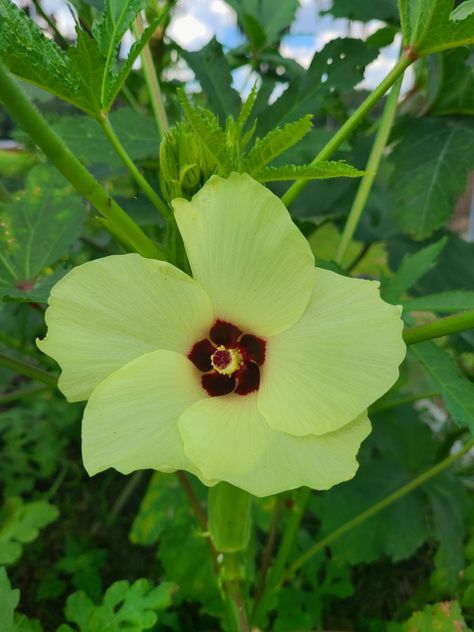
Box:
258;267;405;436
178;393;371;497
37;254;213;401
173;173;315;337
82;349;207;478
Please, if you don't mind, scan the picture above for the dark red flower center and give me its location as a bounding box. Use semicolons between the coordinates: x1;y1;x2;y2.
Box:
188;320;266;397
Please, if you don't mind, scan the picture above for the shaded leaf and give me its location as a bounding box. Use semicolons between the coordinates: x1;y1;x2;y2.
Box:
257;38;378;134
428;48;474;116
0;497;59;565
0;0;80;109
181;38;241;124
382;237;447;304
403;291;474;313
225;0;299;46
410;342;474;432
426;474;467;590
92;0;145;105
388;118;474;239
0;166;86;302
322;0;399;22
53;108;160;168
67;29;105;116
0;567;17;632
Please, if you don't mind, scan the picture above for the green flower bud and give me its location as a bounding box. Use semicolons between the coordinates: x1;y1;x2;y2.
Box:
159;122;218;202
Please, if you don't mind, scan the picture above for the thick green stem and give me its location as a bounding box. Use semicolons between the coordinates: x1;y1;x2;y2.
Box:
282;438;474;582
98;112;171;222
404;309;474;345
0;63;163;260
251;488;311;625
282;54;412;208
0;353;57;387
335;76;403;265
134;14;169;136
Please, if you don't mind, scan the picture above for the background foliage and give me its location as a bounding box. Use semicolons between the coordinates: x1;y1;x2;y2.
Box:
0;0;473;630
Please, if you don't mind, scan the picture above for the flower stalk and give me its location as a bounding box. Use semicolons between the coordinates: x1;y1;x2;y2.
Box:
0;63;164;260
282;54;413;208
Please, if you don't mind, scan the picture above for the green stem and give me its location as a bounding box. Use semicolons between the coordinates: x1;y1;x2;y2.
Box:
335;76;403;265
282;54;412;208
0;63;163;260
133;14;169;136
369;390;439;414
251;488;311;625
0;353;57;387
98;112;171;222
403;309;474;345
282;438;474;583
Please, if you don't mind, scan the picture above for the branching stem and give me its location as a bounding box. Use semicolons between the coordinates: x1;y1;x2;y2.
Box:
335;75;403;265
282;54;412;208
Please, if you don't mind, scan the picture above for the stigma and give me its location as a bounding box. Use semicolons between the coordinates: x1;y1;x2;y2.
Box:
211;345;243;375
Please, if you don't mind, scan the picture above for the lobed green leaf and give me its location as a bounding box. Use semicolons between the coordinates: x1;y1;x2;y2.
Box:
388;118;474;239
243;115;313;173
0;165;86;303
382;237;447;304
180;38;242;124
411;342;474;433
253;161;364;182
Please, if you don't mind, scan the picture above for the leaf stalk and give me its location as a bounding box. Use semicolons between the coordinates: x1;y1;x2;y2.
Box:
403;309;474;345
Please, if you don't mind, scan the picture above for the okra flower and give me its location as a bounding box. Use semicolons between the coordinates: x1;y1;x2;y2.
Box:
37;173;405;497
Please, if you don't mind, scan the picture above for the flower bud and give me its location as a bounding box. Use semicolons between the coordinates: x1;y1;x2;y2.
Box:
159;122;217;202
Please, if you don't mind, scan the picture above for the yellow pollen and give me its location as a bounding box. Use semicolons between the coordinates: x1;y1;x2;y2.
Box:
211;345;243;375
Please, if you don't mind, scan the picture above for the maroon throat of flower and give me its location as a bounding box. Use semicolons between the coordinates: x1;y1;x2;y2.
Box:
188;320;266;397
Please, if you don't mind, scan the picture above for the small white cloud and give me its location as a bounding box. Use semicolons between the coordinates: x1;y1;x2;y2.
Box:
168;14;212;49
